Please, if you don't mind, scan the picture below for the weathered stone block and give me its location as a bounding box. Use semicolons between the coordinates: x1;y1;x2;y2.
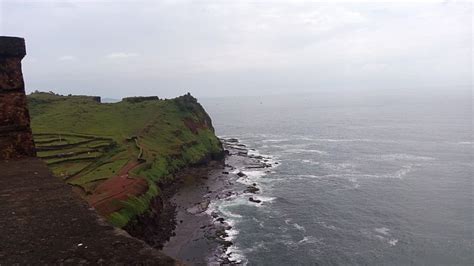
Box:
0;57;25;92
0;92;30;127
0;36;35;159
0;131;35;159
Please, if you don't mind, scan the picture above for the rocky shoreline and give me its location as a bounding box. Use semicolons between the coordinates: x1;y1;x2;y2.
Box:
120;137;276;264
157;138;277;264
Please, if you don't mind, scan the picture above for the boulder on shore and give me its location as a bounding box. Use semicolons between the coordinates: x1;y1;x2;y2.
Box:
244;185;260;194
249;197;262;204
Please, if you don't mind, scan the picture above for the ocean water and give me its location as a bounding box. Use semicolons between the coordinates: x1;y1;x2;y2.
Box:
201;89;473;265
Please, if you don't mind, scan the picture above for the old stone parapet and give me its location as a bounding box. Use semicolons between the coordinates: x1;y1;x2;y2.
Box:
0;36;36;159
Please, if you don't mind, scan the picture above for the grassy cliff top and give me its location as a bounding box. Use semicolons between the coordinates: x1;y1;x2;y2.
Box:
28;91;223;227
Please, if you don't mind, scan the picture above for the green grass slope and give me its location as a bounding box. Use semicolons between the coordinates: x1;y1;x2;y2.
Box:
28;92;223;227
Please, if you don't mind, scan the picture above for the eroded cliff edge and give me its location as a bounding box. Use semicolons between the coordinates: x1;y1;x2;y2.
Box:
28;92;224;230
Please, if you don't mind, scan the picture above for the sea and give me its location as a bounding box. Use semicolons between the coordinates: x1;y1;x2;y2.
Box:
200;88;473;265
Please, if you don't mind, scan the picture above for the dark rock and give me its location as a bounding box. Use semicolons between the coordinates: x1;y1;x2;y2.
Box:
244;186;260;194
222;171;229;174
237;171;246;177
227;138;238;143
216;217;225;223
249;197;262;204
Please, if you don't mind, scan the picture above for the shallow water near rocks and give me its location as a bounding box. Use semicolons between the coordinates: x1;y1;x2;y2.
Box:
201;90;473;265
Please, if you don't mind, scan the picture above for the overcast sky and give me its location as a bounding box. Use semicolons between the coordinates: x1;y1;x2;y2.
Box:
0;0;472;98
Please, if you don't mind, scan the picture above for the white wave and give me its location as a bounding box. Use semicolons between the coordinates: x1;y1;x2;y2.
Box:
242;170;268;179
288;135;379;143
388;239;399;246
266;143;310;149
312;138;373;142
320;162;355;171
252;217;265;228
224;227;239;241
392;165;413;179
253;195;276;203
294;174;321;179
299;159;321;166
375;227;390;236
236;170;267;185
378;153;435;161
373;227;399;246
456;141;473;145
242;241;267;253
284;218;306;232
225;245;247;265
261;138;291;143
210;198;244;218
290;164;415;187
297;236;321;245
293;223;306;232
318;221;338;230
283;148;328;155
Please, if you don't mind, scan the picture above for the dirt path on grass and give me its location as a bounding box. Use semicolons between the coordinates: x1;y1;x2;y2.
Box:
88;161;148;216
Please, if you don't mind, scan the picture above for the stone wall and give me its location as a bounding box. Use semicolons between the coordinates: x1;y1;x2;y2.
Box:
0;36;36;159
122;96;159;103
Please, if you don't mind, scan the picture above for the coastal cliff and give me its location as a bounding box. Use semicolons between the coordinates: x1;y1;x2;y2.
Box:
28;91;224;229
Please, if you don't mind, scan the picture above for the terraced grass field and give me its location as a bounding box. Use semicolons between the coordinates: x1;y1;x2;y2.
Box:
28;92;223;227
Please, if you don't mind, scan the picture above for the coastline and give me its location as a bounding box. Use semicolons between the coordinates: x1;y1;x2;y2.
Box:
160;138;278;264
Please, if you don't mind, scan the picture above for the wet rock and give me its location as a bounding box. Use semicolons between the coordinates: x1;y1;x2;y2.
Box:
222;171;229;174
249;197;262;204
244;185;260;194
216;217;225;223
227;138;239;143
237;171;246;177
215;228;228;238
222;240;233;248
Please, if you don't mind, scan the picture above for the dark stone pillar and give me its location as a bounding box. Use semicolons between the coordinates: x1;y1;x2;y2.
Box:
0;36;36;159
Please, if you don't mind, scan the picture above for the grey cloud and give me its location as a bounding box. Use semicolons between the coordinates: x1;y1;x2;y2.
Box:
0;0;471;98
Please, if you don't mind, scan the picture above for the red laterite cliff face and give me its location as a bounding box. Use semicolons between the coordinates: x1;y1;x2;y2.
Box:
0;36;36;159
